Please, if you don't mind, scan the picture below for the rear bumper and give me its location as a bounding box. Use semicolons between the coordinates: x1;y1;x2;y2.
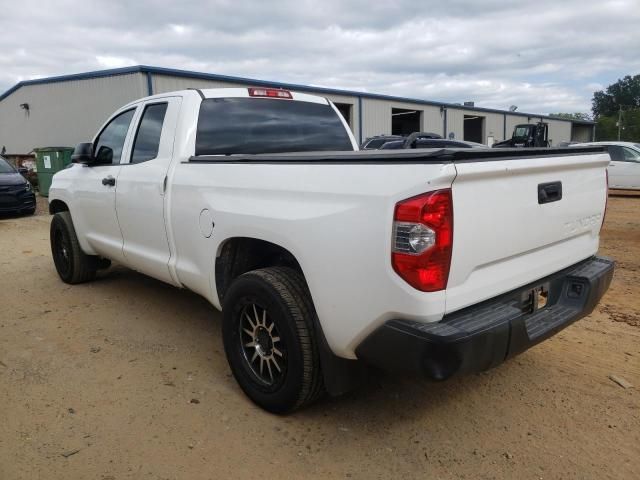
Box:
356;256;614;380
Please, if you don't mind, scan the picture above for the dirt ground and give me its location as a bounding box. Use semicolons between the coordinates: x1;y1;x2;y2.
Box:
1;194;638;480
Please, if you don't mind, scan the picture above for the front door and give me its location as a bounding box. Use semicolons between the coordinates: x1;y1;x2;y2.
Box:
608;145;640;189
115;97;182;284
73;108;137;261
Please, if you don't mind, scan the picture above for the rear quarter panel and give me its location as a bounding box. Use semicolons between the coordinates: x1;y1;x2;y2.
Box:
168;161;456;358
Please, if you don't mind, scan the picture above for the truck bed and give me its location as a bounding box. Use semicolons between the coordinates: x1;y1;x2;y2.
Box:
174;146;609;357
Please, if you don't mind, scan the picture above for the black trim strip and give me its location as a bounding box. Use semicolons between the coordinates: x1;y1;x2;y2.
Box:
185;146;606;165
188;88;205;100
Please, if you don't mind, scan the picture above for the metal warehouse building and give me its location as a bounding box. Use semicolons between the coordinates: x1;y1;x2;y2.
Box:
0;65;595;154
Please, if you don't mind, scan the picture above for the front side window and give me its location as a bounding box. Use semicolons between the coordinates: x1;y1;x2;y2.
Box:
622;147;640;163
195;98;354;155
94;109;135;165
131;103;168;164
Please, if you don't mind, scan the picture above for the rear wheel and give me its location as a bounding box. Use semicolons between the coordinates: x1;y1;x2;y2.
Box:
50;211;98;284
222;267;325;413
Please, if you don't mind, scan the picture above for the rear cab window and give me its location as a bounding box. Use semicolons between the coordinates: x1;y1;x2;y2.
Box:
195;98;354;155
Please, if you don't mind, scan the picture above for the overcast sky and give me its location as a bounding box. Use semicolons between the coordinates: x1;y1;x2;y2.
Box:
1;0;639;114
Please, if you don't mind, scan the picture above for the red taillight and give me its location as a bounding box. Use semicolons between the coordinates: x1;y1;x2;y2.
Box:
392;189;453;292
248;87;292;99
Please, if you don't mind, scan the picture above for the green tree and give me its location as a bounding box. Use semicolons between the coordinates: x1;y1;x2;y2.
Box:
592;75;640;118
595;109;640;141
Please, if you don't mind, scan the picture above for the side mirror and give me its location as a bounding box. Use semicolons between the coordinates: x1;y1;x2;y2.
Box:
18;166;28;176
71;142;95;164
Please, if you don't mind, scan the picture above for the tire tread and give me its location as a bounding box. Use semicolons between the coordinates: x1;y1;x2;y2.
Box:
224;266;325;412
51;212;97;284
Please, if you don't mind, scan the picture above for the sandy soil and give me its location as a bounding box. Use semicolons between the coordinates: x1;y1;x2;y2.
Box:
1;195;638;480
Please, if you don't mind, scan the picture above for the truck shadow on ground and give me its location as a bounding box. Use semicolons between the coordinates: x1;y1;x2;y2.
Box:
91;263;551;428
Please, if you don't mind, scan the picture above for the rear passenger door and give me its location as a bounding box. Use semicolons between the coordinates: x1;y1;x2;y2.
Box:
115;97;182;284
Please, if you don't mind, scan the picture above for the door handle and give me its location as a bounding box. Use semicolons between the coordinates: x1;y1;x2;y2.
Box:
538;181;562;204
102;176;116;187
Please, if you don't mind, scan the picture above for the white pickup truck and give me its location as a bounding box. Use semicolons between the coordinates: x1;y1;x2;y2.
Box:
49;87;614;413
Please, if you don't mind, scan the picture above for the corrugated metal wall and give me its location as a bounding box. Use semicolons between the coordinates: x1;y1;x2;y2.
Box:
484;112;505;142
361;98;443;140
152;74;246;93
0;74;147;153
545;118;572;146
360;99;390;139
446;108;464;140
346;97;576;145
0;69;579;153
446;109;506;143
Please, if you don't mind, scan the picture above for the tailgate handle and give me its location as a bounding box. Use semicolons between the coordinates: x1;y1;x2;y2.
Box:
538;181;562;204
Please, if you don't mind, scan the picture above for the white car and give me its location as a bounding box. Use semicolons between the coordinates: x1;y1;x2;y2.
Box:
48;88;614;412
572;141;640;190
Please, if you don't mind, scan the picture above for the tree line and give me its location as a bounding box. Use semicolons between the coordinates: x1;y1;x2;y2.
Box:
550;74;640;141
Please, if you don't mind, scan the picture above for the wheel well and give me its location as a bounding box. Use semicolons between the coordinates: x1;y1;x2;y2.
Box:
215;237;366;396
215;237;303;304
49;199;69;215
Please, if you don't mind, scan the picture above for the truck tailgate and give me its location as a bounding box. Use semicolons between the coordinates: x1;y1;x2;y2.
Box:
445;151;610;314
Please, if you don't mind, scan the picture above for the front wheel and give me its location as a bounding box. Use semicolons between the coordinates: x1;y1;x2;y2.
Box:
50;211;98;284
222;267;325;413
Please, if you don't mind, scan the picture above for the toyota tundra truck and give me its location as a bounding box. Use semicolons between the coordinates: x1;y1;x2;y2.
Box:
48;87;614;413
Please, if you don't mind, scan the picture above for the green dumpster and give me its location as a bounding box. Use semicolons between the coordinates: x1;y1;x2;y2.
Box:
34;147;74;197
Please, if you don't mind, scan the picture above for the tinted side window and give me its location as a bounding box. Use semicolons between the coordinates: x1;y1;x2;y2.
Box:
365;139;388;149
94;109;135;165
131;103;168;164
608;145;624;161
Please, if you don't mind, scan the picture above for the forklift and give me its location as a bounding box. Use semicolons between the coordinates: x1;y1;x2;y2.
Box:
492;122;549;148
